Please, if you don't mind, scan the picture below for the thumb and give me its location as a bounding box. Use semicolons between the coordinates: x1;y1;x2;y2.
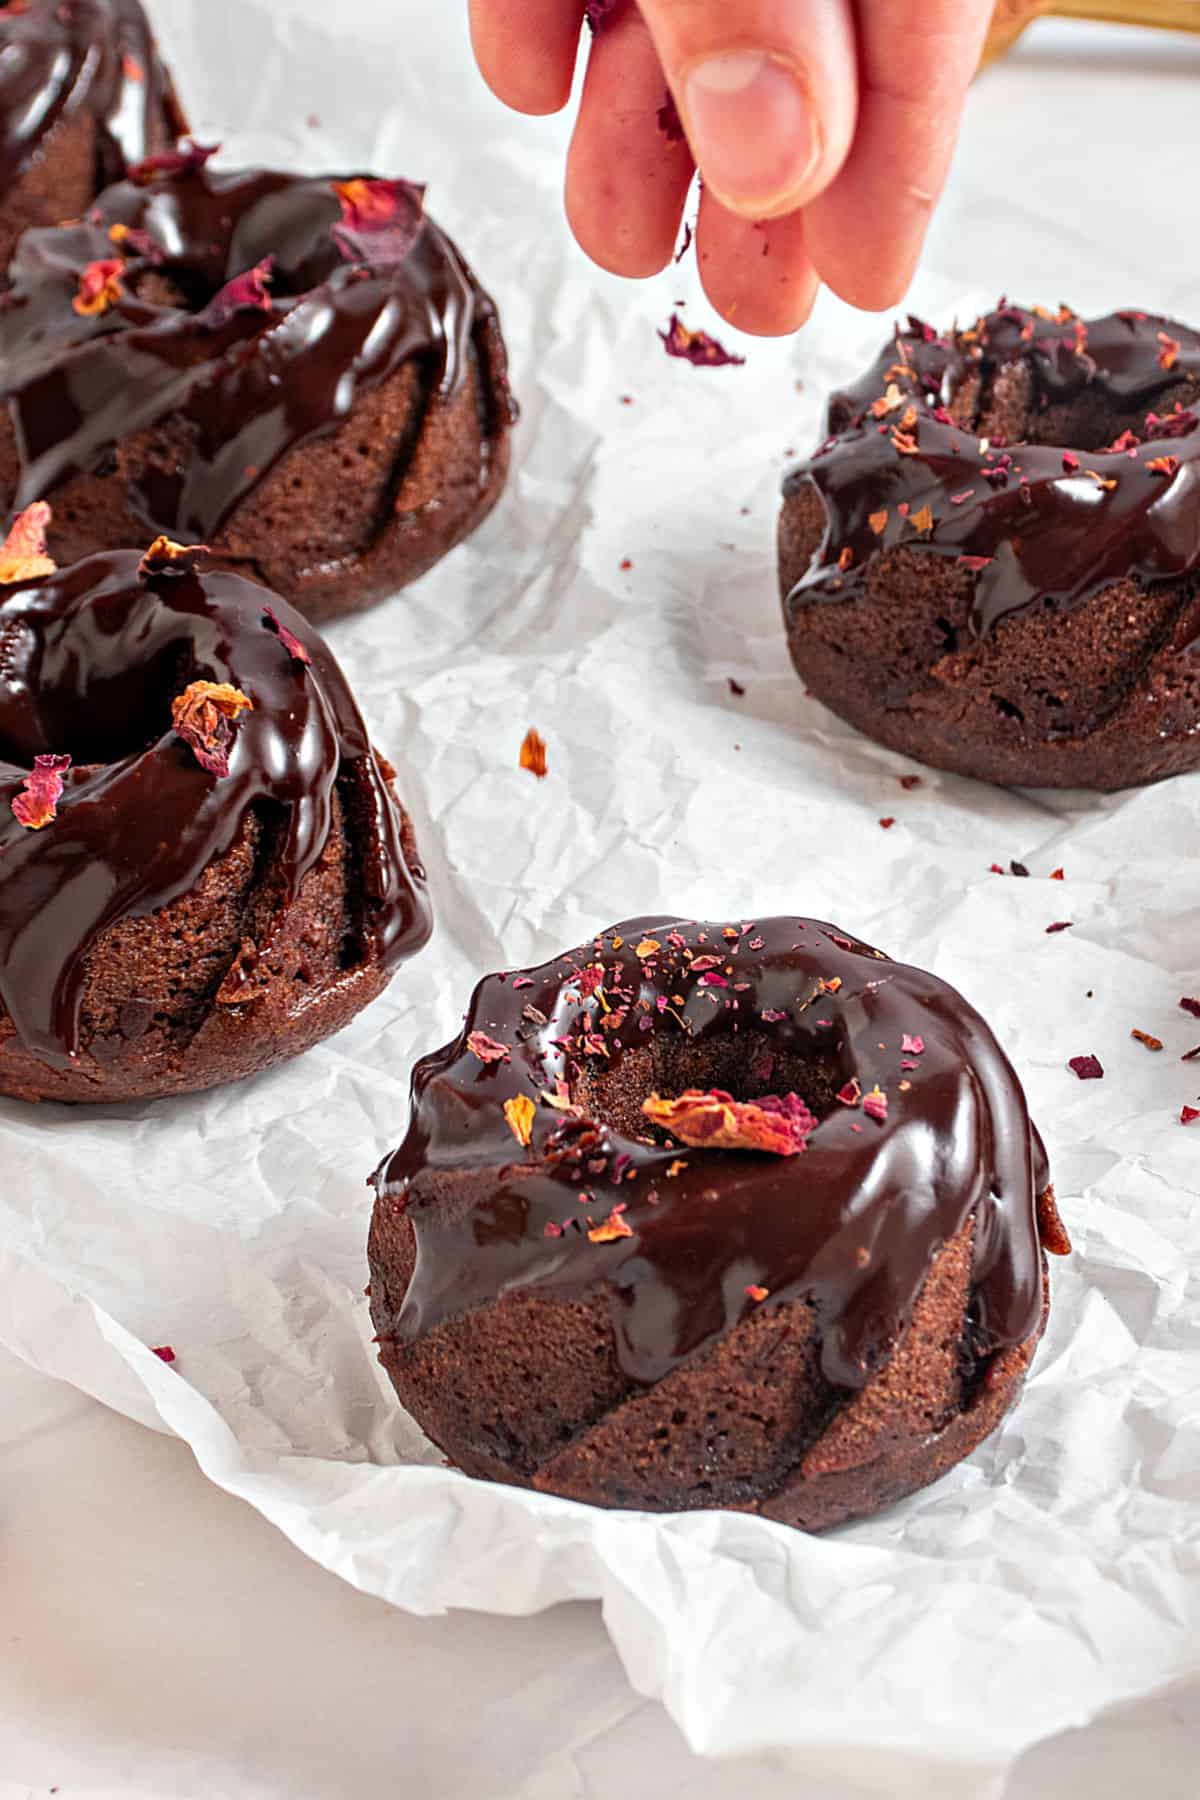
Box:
639;0;858;220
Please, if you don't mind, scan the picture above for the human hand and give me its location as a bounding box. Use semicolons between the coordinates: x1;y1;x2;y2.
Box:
468;0;994;335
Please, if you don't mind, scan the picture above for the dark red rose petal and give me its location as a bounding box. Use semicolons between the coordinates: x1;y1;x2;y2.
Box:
201;257;275;329
332;178;426;267
1068;1054;1103;1080
658;313;745;368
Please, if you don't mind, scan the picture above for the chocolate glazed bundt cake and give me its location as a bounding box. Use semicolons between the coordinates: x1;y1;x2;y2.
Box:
368;917;1069;1529
0;153;515;622
0;0;185;276
779;306;1200;789
0;513;432;1103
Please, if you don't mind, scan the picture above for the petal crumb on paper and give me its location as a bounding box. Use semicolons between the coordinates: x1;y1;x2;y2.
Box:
1068;1054;1104;1080
519;728;548;779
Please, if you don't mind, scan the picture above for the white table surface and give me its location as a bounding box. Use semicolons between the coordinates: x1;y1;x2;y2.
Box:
5;16;1200;1798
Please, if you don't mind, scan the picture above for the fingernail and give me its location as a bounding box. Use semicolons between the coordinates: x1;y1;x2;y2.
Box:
683;51;819;216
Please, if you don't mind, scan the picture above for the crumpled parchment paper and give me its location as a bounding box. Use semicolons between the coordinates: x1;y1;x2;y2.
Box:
0;5;1197;1794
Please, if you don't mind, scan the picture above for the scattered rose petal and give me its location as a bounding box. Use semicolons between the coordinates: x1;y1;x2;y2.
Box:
588;1206;633;1244
1036;1188;1072;1257
957;554;993;572
1010;860;1030;877
0;502;55;583
1181;1105;1200;1125
1050;867;1064;880
899;774;921;790
1158;330;1181;371
744;1285;769;1303
901;1034;924;1055
642;1088;817;1155
138;536;207;579
170;681;254;778
108;221;162;262
837;1079;861;1107
1068;1054;1103;1080
151;1345;176;1363
1180;997;1200;1018
862;1085;888;1123
658;313;745;368
910;504;934;537
868;509;889;535
467;1030;509;1064
73;258;124;317
129;141;218;183
1131;1029;1163;1051
635;938;661;959
332;178;426;266
727;677;745;697
674;221;694;265
1147;454;1180;477
263;607;311;664
503;1093;536;1147
879;816;895;829
1045;921;1073;934
201;256;274;328
519;727;547;779
11;753;70;829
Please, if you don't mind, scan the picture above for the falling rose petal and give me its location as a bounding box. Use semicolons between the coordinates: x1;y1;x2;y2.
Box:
129;140;218;184
467;1030;510;1065
138;536;208;579
519;728;548;779
263;607;311;665
73;257;125;317
658;313;745;368
151;1345;176;1363
862;1086;888;1124
201;257;275;329
11;753;70;829
900;1034;924;1055
1131;1029;1163;1052
504;1093;536;1147
170;681;254;778
0;502;55;583
588;1207;633;1244
1181;1105;1200;1125
332;178;426;267
1181;997;1200;1018
1068;1054;1103;1081
657;91;685;143
642;1088;817;1155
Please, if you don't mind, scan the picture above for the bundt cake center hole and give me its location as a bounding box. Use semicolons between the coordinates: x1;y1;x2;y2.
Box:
573;1029;845;1146
2;640;195;766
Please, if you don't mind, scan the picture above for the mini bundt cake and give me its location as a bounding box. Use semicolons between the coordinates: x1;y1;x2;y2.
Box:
0;153;515;621
779;305;1200;789
0;0;185;276
368;916;1069;1529
0;509;433;1103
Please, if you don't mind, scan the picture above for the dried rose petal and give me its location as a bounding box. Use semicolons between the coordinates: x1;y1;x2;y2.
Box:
1045;921;1073;934
504;1092;536;1147
642;1088;816;1155
635;938;661;959
0;502;55;583
1050;868;1064;880
1180;997;1200;1018
519;727;548;779
868;509;889;535
899;775;921;790
11;753;70;829
467;1030;510;1064
201;257;274;329
1036;1187;1072;1257
151;1345;176;1363
900;1033;924;1055
1157;330;1181;371
588;1206;633;1244
836;1079;861;1107
910;504;934;537
658;313;745;368
862;1085;888;1124
138;536;208;579
1181;1105;1200;1125
1147;455;1180;477
73;258;124;317
170;681;254;778
1068;1054;1103;1080
879;816;895;829
1131;1029;1163;1052
744;1284;769;1303
1011;860;1030;878
262;607;311;665
332;178;426;266
129;140;218;184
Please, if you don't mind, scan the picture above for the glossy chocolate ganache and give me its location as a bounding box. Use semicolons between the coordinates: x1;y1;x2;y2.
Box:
0;0;185;190
0;155;515;603
372;916;1058;1392
786;305;1200;641
0;538;432;1074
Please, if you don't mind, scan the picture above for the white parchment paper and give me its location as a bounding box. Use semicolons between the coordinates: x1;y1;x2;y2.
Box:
1;5;1198;1793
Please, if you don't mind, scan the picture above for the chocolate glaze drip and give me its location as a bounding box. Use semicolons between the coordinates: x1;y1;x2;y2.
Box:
785;307;1200;638
0;552;432;1066
0;0;185;190
373;917;1050;1391
0;162;514;540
